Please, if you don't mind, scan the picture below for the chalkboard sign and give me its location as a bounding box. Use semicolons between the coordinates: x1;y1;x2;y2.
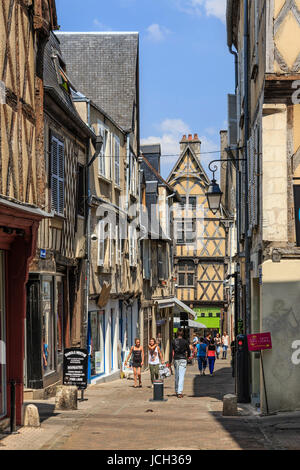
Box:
63;348;88;390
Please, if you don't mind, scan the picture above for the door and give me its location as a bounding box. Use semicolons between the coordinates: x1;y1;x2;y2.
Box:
26;278;43;389
0;251;6;417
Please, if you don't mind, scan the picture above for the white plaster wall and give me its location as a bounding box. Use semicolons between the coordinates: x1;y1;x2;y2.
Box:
261;260;300;412
262;104;288;242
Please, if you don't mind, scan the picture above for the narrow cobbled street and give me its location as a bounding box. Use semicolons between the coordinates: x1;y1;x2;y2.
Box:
2;357;300;451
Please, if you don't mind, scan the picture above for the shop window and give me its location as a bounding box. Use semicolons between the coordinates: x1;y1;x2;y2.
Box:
0;251;6;418
56;279;65;359
90;311;105;376
42;279;55;375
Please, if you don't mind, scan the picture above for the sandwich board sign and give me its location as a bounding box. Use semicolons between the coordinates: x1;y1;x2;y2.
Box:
63;348;88;390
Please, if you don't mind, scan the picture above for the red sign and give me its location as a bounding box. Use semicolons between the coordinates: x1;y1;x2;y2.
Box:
247;333;272;352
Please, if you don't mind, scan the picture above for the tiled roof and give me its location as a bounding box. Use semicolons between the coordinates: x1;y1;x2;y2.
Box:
56;32;139;132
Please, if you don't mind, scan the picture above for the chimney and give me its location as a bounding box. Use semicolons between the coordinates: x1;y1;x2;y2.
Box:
180;132;201;157
180;134;187;153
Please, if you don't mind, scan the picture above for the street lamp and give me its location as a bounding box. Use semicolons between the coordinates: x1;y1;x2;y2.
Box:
206;178;223;215
205;157;245;214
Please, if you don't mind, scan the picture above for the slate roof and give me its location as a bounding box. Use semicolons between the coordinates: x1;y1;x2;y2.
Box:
56;32;139;132
43;32;95;140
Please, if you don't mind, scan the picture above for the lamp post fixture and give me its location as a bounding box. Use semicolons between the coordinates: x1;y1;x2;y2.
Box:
205;158;245;214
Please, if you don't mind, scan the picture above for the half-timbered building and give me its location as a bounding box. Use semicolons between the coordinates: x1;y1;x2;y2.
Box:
0;0;57;426
57;32;142;383
25;31;95;398
167;134;227;335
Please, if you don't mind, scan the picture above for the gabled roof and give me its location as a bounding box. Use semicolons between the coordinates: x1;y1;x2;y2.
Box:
141;156;181;201
55;32;139;132
167;143;211;187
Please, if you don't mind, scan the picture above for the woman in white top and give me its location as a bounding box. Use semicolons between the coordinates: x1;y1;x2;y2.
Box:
222;332;229;359
148;338;164;386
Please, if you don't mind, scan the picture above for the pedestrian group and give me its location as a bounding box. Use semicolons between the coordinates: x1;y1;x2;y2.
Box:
125;330;230;398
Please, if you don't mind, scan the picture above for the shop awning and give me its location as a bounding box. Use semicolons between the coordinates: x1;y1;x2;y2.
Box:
155;297;196;319
173;317;207;329
88;301;103;312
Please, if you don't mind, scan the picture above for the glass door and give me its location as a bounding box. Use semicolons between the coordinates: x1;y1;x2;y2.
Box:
0;251;6;418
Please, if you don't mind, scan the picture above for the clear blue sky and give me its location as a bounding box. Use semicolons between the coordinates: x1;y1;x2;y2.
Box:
55;0;234;178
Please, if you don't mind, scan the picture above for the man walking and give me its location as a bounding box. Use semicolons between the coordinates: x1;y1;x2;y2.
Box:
172;328;191;398
222;332;230;359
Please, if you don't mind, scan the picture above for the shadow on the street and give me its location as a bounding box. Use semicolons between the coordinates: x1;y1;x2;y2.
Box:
190;364;234;400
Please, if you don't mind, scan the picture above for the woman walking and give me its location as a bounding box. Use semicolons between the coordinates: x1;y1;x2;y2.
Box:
148;338;164;387
215;333;221;359
125;338;144;388
196;337;208;375
207;339;217;376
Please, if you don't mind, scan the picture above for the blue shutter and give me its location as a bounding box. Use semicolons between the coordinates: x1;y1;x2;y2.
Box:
51;135;64;215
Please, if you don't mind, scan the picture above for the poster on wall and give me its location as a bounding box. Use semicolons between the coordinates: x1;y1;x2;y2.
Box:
63;348;88;389
95;351;102;375
247;333;272;352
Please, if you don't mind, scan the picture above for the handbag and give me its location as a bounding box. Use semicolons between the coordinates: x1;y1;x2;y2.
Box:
159;364;171;379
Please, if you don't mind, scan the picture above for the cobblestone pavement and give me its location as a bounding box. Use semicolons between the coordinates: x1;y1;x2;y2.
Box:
1;357;300;450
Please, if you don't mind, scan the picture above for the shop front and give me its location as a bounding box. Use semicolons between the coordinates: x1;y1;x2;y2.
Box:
25;272;67;392
87;299;121;384
0;251;6;420
0;199;46;425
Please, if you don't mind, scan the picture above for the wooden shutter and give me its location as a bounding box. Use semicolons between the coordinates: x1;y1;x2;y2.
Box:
115;137;120;186
228;94;238;145
97;221;105;266
51;135;64;215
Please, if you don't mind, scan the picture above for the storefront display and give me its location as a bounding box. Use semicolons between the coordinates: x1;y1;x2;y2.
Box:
90;311;105;377
42;279;54;375
0;251;6;418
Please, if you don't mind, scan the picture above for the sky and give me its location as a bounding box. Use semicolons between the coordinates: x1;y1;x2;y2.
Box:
55;0;234;179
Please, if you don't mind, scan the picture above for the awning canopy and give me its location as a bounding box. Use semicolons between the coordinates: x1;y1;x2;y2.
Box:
174;317;207;329
88;301;103;312
155;297;196;319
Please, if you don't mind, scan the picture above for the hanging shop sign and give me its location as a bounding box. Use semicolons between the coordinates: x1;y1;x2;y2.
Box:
63;348;88;389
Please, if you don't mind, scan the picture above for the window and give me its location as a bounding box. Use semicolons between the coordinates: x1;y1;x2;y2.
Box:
178;260;195;287
176;220;196;243
98;123;111;180
209;312;213;318
42;279;55;375
97;220;105;266
114;136;120;186
129;225;137;266
129;152;137;194
143;240;151;280
189;197;197;208
51;135;64;215
179;197;186;207
90;311;105;376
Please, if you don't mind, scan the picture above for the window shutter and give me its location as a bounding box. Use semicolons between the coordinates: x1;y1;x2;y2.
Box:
109;223;113;267
228;94;238;145
51;135;64;215
115;137;120;186
97;221;105;266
